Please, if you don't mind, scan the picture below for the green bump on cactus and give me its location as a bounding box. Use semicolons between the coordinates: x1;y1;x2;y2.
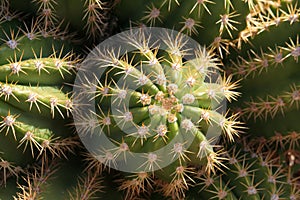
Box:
74;29;243;199
0;57;75;85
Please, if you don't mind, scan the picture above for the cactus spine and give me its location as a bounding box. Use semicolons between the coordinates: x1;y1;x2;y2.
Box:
7;0;115;42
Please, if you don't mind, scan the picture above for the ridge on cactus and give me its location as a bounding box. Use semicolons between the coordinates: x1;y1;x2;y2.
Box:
72;27;244;199
0;15;80;188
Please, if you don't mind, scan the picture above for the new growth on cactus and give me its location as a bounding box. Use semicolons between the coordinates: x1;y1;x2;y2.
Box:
72;27;244;199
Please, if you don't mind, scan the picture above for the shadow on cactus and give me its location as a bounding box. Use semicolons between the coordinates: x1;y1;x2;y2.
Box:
7;0;116;43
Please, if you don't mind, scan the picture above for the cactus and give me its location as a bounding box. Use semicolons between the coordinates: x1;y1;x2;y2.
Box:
0;15;79;188
1;0;299;199
227;32;300;189
12;156;105;200
114;0;300;58
72;27;244;199
113;0;300;158
110;1;300;198
7;0;116;42
190;138;300;200
4;149;128;200
230;37;300;137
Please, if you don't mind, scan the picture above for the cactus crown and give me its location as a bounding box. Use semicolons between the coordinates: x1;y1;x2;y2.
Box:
72;28;244;198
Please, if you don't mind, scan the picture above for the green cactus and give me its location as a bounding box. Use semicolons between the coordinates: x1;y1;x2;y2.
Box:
228;32;300;190
72;27;244;199
231;37;300;137
113;0;300;143
110;1;300;198
0;15;79;187
1;0;299;199
190;139;300;200
114;0;300;58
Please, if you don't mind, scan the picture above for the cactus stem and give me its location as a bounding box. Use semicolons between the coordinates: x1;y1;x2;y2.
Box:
239;84;300;120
